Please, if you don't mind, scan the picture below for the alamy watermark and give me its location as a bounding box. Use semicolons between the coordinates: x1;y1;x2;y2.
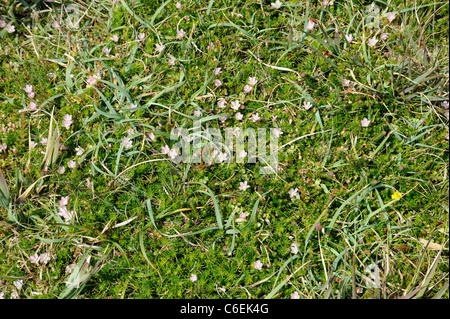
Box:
167;120;280;175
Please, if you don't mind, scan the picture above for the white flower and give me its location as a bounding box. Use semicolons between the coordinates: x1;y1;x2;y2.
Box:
345;34;353;43
238;150;247;159
168;59;176;66
239;181;250;191
230;100;241;110
177;29;186;40
167;148;178;160
271;0;282;9
303;101;313;110
194;110;202;117
122;137;133;149
190;274;197;282
248;77;258;87
5;24;15;33
272;128;282;138
23;84;33;94
235;112;243;121
361;118;371;127
138;32;146;41
30;141;37;149
75;147;84;156
217;152;228;163
288;188;298;198
110;35;119;42
290;243;299;255
155;43;165;53
10;291;19;299
176;2;182;9
58;206;74;224
39;253;51;265
214;79;222;87
386;12;396;22
380;33;388;40
0;143;6;152
251;113;261;122
0;20;6;28
306;20;315;31
57;166;65;174
40;138;48;145
13;280;23;290
102;47;111;56
253;260;263;270
148;132;156;142
368;36;378;47
214;67;222;75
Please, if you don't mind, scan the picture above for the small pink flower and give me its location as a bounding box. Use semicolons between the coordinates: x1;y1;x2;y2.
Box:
40;138;48;145
380;33;388;40
30;253;40;264
190;274;197;282
23;84;33;94
122;137;133;149
386;12;396;22
291;243;299;254
288;188;298;198
176;2;182;9
110;35;119;42
5;24;15;33
155;43;165;53
243;85;253;93
67;160;76;169
207;42;214;50
86;178;92;188
291;291;300;299
254;260;263;270
62;114;73;130
361;118;371;127
161;145;170;154
194;110;202;117
168;59;176;66
306;20;315;31
214;79;222;87
239;212;247;219
214;67;222;75
138;32;146;41
345;34;353;43
217;99;227;109
57;166;65;174
29;102;38;111
235;112;243;121
368;36;378;47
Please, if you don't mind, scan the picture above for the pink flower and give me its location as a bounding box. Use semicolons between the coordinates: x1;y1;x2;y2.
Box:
30;141;37;149
0;20;6;28
239;181;250;191
194;110;202;117
243;85;253;93
176;2;182;9
57;166;65;174
29;102;38;111
5;24;15;33
291;291;300;299
110;35;119;42
155;43;165;53
217;99;227;109
161;145;170;154
386;12;396;22
238;150;247;159
214;67;222;75
345;34;353;43
214;79;222;87
86;178;92;188
122;137;133;149
67;160;76;169
207;42;214;50
306;20;315;31
368;36;378;47
380;33;388;40
290;243;299;254
87;74;100;85
272;128;282;138
62;114;73;130
40;138;48;145
361;118;371;127
30;253;40;264
23;84;33;94
138;32;146;41
0;143;7;153
102;47;111;56
253;260;263;270
235;112;243;121
168;59;176;66
190;274;197;282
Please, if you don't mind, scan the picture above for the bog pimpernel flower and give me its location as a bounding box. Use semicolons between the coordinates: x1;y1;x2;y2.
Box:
253;260;263;270
303;101;313;110
155;43;165;53
62;114;73;130
110;35;119;42
190;274;197;282
177;29;186;40
122;137;133;149
271;0;282;9
251;113;261;122
306;20;315;31
345;34;353;43
239;181;250;191
248;77;258;87
230;100;240;110
361;118;371;127
386;12;396;22
368;36;378;47
243;85;253;93
288;188;299;198
235;112;243;121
